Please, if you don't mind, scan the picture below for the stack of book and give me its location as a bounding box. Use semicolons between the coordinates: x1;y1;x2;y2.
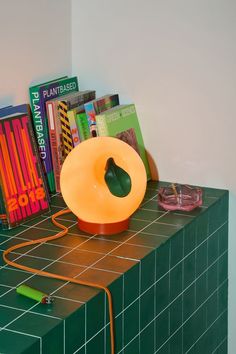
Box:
0;75;151;229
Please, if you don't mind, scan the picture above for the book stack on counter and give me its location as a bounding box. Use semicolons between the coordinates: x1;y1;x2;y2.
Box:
0;104;50;229
0;75;151;229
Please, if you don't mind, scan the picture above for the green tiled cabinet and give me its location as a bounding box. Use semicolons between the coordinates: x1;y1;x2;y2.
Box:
0;181;228;354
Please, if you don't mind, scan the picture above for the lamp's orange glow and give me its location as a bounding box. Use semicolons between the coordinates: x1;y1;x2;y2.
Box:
60;137;147;224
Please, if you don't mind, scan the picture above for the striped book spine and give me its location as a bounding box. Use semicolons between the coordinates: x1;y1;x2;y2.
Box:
58;101;73;157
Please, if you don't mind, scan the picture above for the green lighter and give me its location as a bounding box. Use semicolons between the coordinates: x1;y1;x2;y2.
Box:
16;285;54;304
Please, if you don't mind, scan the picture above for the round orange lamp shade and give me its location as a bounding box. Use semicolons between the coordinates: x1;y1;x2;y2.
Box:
60;137;147;234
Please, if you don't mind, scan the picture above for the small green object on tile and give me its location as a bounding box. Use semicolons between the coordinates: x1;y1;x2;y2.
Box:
16;284;54;304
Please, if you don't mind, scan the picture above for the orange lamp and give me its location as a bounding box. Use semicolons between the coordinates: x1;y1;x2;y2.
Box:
60;137;147;235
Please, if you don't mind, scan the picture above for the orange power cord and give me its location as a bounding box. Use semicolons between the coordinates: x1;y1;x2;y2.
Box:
3;209;115;354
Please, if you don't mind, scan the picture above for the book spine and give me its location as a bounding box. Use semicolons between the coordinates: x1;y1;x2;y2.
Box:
47;102;62;193
58;101;73;157
29;86;55;193
0;184;8;229
0;114;50;228
75;113;90;141
96;115;109;136
67;110;81;147
84;102;98;137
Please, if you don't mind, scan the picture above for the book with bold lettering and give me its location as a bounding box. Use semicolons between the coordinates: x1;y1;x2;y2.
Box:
96;104;151;180
0;112;50;229
46;90;95;192
84;94;119;137
29;76;71;193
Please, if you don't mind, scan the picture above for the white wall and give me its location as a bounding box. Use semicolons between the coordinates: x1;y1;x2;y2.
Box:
72;0;236;352
0;0;72;106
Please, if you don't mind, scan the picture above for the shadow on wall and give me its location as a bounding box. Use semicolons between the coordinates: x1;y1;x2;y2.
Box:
146;149;159;181
0;96;15;108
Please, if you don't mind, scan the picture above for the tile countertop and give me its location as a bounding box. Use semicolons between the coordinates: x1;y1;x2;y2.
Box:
0;181;228;354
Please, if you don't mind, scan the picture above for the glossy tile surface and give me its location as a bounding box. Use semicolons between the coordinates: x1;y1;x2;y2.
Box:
0;181;228;354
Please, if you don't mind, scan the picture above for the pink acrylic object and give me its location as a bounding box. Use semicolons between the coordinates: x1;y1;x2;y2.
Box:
158;184;202;211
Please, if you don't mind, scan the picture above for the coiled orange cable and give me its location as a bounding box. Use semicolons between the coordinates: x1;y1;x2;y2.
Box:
3;209;115;354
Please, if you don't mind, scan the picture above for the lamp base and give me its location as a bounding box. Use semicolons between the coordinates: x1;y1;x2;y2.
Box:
77;218;130;235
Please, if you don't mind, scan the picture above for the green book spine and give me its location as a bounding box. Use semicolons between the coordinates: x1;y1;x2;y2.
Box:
29;76;67;192
96;104;151;180
75;112;90;141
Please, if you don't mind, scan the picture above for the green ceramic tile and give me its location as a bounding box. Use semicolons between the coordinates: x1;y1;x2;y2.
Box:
107;276;123;316
95;230;135;243
0;268;30;288
140;322;155;354
0;225;28;237
86;330;105;354
144;186;158;199
183;283;195;321
0;288;42;311
156;273;169;315
124;299;139;345
196;211;209;244
0;284;10;296
142;199;166;212
196;241;207;277
106;313;123;353
169;296;182;335
50;195;67;207
64;304;85;353
170;262;182;301
94;255;137;274
156;341;170;354
156;242;170;280
77;268;120;288
218;223;228;255
111;243;152;260
49;234;89;248
0;329;40;354
0;235;9;245
141;250;155;292
78;238;119;254
124;337;139;354
218;281;228;316
8;312;64;354
156;308;169;349
132;208;163;221
169;328;182;354
27;243;72;260
208;195;228;235
60;249;104;267
206;291;218;326
145;222;181;237
75;346;85;354
124;263;140;307
127;232;166;249
183;252;195;289
207;262;218;295
196;272;207;308
218;311;228;346
184;220;196;256
183;313;196;352
170;230;183;268
128;218;151;231
158;213;193;227
0;304;24;327
25;275;65;296
86;291;104;340
208;230;219;266
218;252;228;285
140;286;155;329
45;261;85;278
54;282;99;303
215;338;227;354
194;305;207;341
6;253;52;270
